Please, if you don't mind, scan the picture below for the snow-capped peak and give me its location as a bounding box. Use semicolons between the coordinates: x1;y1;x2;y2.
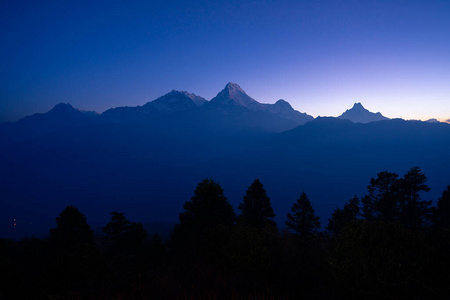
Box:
211;82;261;110
224;82;246;95
351;102;364;110
274;99;293;109
145;90;206;112
51;103;75;112
338;102;388;123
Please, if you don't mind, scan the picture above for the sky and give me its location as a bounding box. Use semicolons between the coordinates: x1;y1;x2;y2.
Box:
1;0;449;123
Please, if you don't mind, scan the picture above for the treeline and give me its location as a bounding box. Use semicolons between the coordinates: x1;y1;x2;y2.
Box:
1;167;450;299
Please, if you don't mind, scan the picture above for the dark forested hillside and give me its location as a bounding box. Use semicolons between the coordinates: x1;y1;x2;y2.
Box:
2;172;450;299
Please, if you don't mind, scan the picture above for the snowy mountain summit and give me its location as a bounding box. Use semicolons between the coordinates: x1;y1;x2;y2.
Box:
210;82;263;110
209;82;313;124
338;102;388;123
146;90;206;112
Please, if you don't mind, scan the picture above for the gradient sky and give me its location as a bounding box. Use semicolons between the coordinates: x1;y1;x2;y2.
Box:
1;0;449;123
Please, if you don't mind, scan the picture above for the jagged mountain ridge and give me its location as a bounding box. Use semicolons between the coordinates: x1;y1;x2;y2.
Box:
101;90;207;122
338;102;389;123
146;90;207;112
1;83;315;143
2;83;445;133
1;83;415;137
208;82;314;124
101;82;313;124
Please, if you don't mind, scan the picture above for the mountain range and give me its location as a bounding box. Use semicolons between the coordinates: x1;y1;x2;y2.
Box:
1;83;449;239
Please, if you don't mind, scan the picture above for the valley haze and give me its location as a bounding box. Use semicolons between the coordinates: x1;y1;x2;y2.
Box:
1;82;449;239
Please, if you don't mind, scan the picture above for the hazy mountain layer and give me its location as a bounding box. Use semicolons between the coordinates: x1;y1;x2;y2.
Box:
1;84;449;239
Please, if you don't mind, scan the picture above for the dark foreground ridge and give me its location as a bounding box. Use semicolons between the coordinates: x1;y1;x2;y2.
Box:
1;170;450;299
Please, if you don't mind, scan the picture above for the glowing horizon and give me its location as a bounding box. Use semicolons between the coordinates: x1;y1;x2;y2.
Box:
1;0;449;123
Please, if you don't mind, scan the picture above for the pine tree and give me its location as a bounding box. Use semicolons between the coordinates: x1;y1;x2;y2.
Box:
435;185;450;229
362;171;400;222
398;166;432;230
176;178;235;237
48;206;103;293
173;178;235;258
238;179;276;229
50;205;93;247
327;196;360;236
103;212;147;251
286;192;320;238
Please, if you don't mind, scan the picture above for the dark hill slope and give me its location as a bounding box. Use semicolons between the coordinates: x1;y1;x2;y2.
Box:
1;116;449;239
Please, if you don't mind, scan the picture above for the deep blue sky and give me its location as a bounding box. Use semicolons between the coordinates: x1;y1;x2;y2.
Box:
1;0;449;123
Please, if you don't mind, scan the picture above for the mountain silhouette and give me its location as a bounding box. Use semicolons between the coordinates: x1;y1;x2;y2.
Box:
263;99;314;124
0;83;314;149
0;84;449;240
89;83;312;132
101;90;206;122
146;90;206;112
209;83;313;125
338;102;388;123
0;103;98;144
210;82;262;110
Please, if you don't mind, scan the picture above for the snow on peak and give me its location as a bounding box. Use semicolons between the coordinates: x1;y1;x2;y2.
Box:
167;90;206;106
47;103;85;116
351;102;365;110
274;99;293;109
211;82;261;110
225;82;246;94
338;102;388;124
211;83;313;124
52;103;75;111
146;90;206;112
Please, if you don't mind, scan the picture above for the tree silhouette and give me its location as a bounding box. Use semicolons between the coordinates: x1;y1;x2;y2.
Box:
435;185;450;229
327;196;360;236
175;178;235;240
331;220;435;299
49;205;93;247
48;206;104;297
238;179;276;229
362;171;400;222
103;212;147;251
397;167;432;230
102;211;148;287
286;192;320;238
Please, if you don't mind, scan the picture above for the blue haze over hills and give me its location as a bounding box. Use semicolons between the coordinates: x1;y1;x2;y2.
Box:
1;83;449;239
